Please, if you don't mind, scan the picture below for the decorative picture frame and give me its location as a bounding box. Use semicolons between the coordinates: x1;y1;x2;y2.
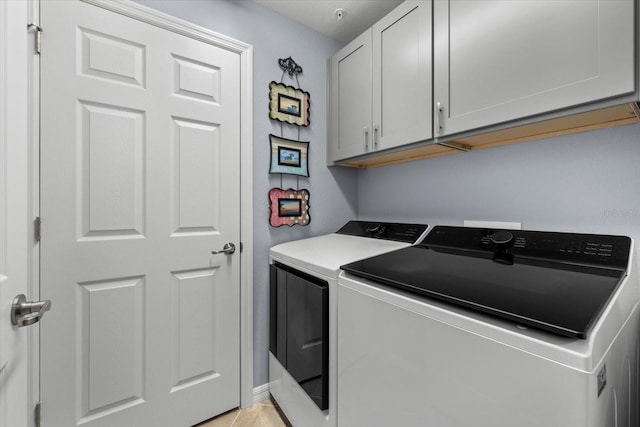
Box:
269;81;310;126
269;134;309;177
269;188;311;227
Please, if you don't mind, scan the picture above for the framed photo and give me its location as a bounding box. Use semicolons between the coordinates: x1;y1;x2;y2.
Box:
269;81;310;127
269;134;309;177
278;198;301;217
278;147;300;167
278;94;301;117
269;188;310;227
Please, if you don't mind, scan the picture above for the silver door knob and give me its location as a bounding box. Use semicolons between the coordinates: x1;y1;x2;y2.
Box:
11;294;51;327
212;242;236;255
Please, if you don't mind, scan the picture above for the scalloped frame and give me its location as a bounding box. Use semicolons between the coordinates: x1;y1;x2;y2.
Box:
269;188;310;227
268;81;310;126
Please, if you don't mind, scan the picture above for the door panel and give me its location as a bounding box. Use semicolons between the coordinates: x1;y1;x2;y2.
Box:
40;2;241;426
171;118;221;234
172;54;220;103
79;27;146;87
171;268;219;390
78;277;145;418
79;101;146;239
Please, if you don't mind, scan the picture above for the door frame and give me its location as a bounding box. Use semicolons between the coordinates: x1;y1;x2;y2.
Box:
7;0;254;420
1;0;40;425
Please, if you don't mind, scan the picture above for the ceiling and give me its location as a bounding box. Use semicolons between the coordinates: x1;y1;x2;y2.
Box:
254;0;404;44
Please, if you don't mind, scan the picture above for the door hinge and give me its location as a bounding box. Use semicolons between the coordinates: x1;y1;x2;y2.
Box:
27;23;42;55
34;402;41;427
34;217;41;242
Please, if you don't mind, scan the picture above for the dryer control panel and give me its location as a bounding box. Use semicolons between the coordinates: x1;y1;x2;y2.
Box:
337;221;428;244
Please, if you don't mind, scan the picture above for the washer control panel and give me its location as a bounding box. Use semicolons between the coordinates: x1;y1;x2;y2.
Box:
425;226;631;269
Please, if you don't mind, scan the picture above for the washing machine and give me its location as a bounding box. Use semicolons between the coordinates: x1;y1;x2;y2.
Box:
338;225;640;427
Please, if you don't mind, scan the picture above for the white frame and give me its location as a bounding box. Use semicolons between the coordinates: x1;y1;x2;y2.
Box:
2;0;40;424
23;0;254;417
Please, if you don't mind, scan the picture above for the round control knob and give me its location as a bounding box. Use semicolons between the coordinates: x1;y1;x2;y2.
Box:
365;224;381;234
490;230;514;247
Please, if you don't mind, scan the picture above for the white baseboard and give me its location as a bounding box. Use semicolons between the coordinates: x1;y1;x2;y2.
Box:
253;383;270;405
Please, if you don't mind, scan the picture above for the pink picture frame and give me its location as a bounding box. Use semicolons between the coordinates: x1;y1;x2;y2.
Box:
268;188;310;227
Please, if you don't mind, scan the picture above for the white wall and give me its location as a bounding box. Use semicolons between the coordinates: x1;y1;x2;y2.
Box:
133;0;356;387
358;122;640;238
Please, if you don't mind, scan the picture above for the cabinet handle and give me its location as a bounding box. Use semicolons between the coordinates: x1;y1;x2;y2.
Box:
373;124;378;149
436;102;443;134
364;126;369;150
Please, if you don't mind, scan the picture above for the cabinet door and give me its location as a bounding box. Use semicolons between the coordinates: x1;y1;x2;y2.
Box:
372;1;432;151
433;0;635;137
329;30;372;162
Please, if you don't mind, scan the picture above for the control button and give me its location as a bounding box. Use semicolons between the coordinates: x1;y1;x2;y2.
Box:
366;224;382;233
514;237;527;249
490;231;514;247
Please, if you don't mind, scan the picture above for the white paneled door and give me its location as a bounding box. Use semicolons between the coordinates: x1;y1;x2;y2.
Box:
40;2;241;426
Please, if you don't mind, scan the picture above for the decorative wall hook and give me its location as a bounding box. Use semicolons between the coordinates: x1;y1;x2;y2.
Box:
279;57;303;77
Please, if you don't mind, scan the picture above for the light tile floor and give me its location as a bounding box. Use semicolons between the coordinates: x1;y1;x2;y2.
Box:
194;399;290;427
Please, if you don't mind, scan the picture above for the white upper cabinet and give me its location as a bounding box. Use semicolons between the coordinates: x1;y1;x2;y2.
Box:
433;0;635;137
372;1;432;151
329;1;432;162
330;30;372;161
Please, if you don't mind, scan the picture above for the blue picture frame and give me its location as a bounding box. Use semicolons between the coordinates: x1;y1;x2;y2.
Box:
269;134;309;177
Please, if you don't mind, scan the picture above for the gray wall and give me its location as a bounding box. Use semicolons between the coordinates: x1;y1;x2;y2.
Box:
133;0;640;392
358;122;640;239
133;0;356;387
